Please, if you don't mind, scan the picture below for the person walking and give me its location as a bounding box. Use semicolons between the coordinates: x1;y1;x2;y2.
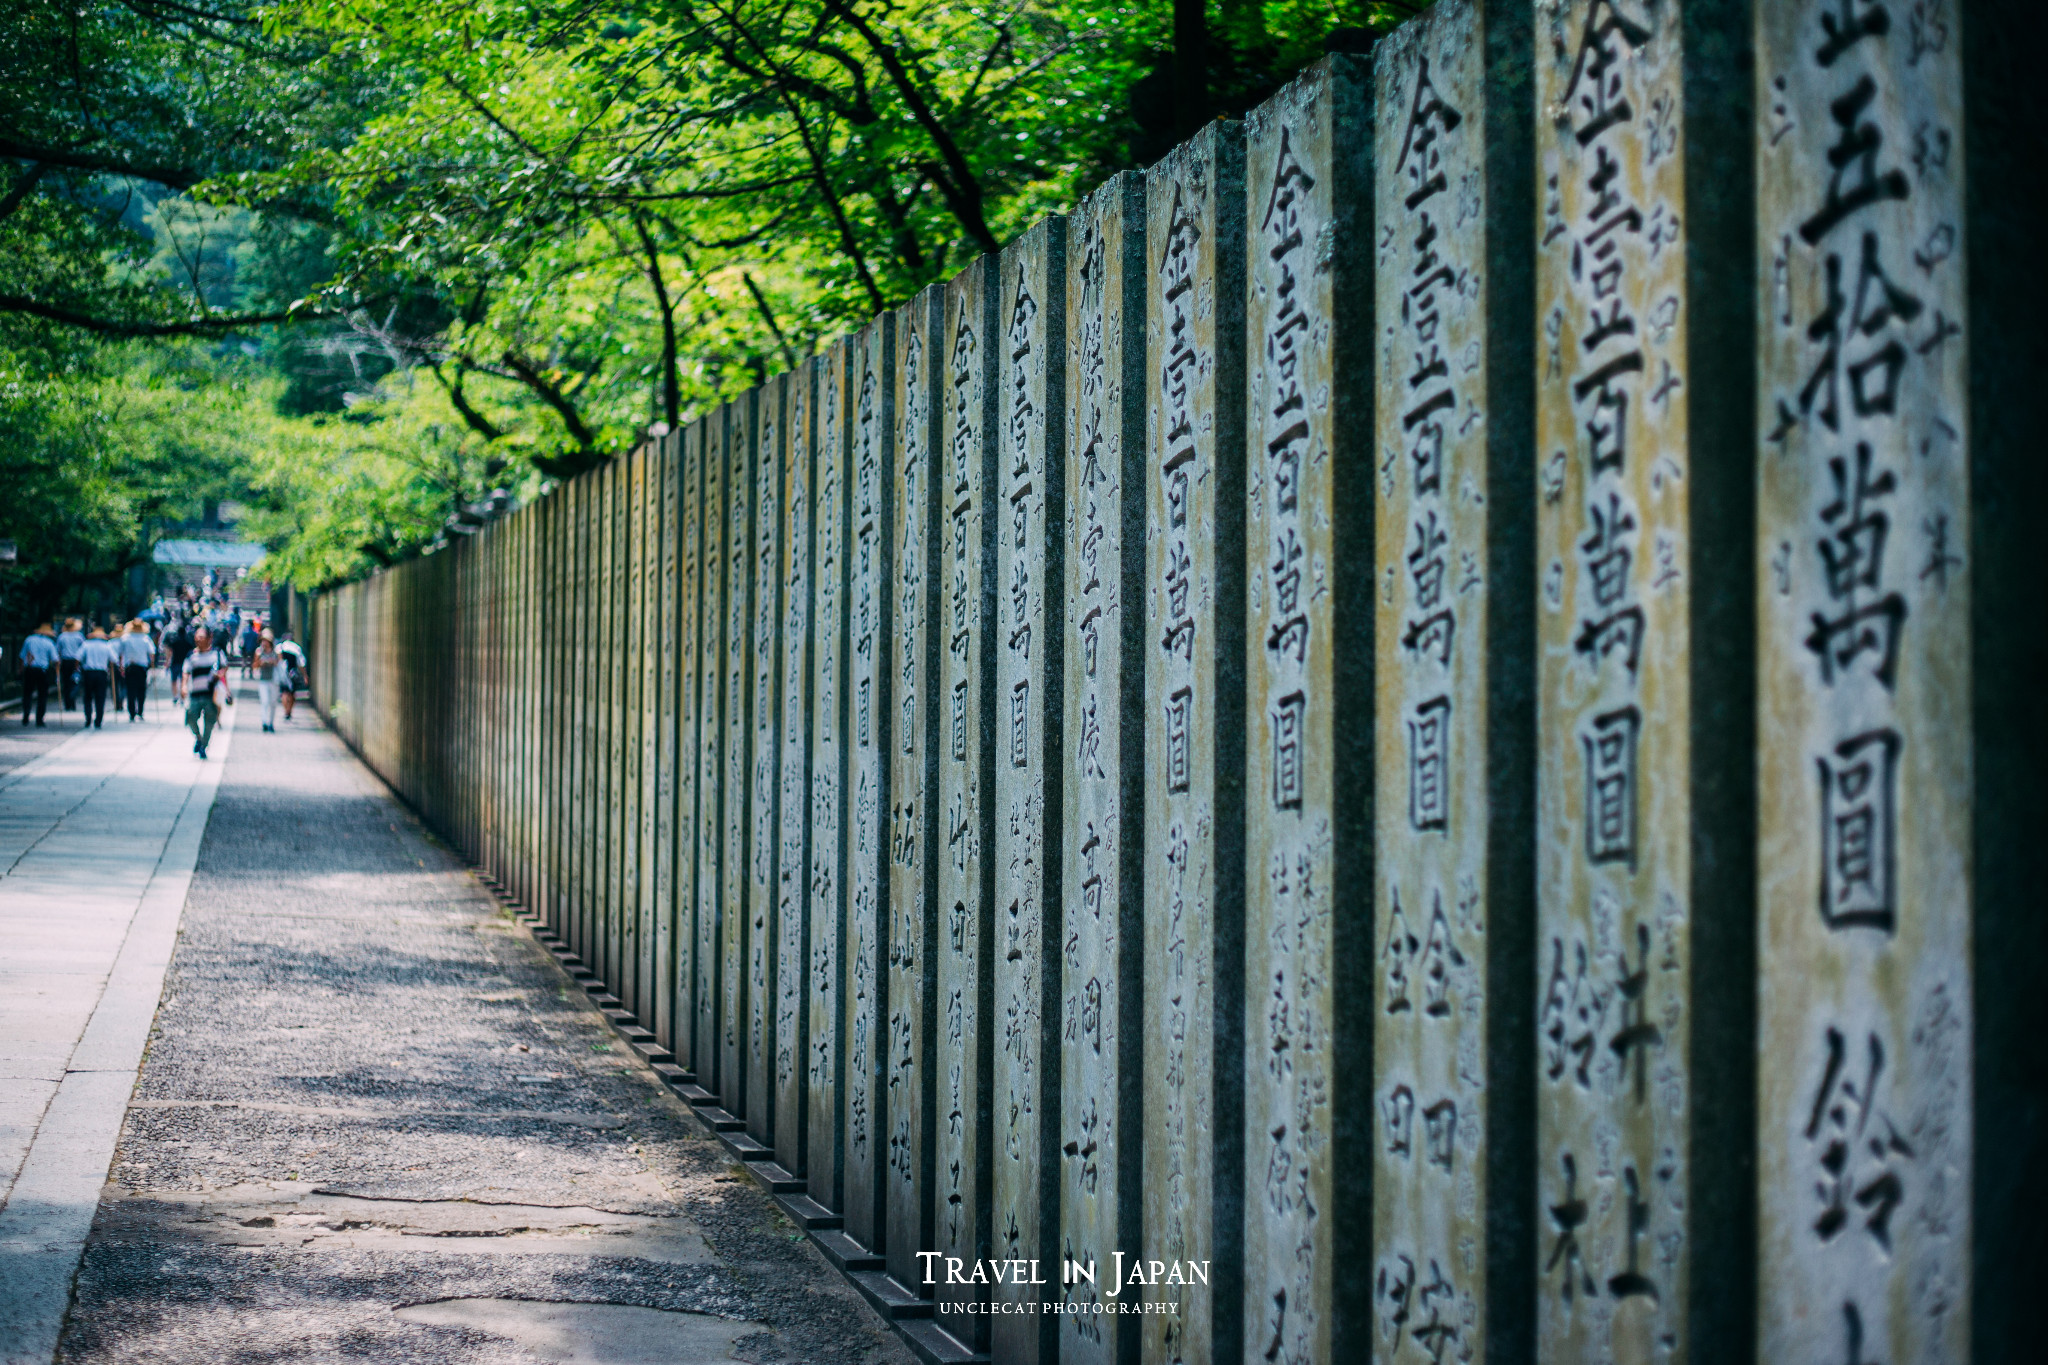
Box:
252;630;283;732
78;628;115;729
118;620;152;721
181;627;228;759
277;633;306;721
17;623;57;727
240;617;261;678
56;618;85;712
164;613;194;689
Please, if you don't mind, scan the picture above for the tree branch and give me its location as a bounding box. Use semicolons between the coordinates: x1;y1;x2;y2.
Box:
742;272;798;373
500;349;600;456
0;293;331;336
824;0;999;254
0;137;203;190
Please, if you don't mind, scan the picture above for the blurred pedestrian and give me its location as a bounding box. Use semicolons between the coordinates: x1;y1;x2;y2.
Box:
17;623;57;727
277;634;306;721
79;627;114;729
181;627;228;758
252;630;283;732
164;613;194;686
240;617;261;677
56;618;84;711
118;620;152;721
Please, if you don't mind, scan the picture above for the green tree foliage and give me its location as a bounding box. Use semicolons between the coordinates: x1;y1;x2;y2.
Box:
2;0;1426;609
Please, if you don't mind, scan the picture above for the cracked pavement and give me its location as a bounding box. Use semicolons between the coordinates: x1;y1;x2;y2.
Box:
57;703;911;1365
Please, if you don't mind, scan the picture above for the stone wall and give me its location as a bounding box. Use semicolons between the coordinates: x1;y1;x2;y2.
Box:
310;3;2037;1361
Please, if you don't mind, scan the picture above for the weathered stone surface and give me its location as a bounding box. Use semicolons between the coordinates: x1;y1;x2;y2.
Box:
993;216;1064;1365
603;454;623;990
777;358;819;1174
1242;55;1374;1365
1756;5;1971;1362
1534;5;1692;1361
640;437;663;1023
695;410;728;1090
887;287;943;1290
844;315;896;1253
809;341;854;1207
655;429;681;1052
626;442;648;1014
1142;117;1245;1365
934;253;999;1342
677;418;708;1077
723;396;757;1115
749;376;787;1145
1057;171;1145;1365
1371;7;1492;1359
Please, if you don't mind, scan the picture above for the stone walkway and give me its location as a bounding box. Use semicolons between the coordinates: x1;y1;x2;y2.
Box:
24;686;908;1365
1;675;229;1364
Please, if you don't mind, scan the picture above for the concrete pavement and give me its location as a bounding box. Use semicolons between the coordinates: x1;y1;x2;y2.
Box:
1;674;231;1364
33;690;909;1364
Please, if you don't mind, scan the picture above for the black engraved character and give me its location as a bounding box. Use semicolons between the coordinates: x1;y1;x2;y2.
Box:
1805;1026;1914;1248
1408;511;1449;611
1383;891;1418;1014
1383;1083;1415;1158
1375;1256;1414;1353
1398;56;1464;210
1564;0;1653;146
1801;76;1912;246
1605;1164;1659;1302
1164;686;1192;795
1413;1260;1460;1363
1818;727;1901;931
1832;1302;1882;1365
1408;695;1452;832
1421;894;1465;1018
1574;350;1643;477
1806;445;1907;689
1817;0;1891;67
1799;235;1924;432
1271;691;1305;811
1541;937;1606;1088
1422;1099;1458;1173
1610;922;1664;1102
1581;705;1642;868
1579;491;1638;610
1546;1153;1598;1302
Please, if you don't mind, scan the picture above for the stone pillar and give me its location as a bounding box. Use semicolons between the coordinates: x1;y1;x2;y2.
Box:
624;442;647;1014
887;285;944;1291
1370;3;1540;1362
993;216;1066;1364
677;418;708;1080
1757;2;1971;1360
748;376;787;1145
723;394;757;1115
655;429;681;1053
639;437;663;1025
1056;171;1146;1364
1142;117;1247;1365
809;340;855;1208
601;453;622;987
695;408;728;1092
1532;3;1753;1362
934;253;1000;1344
845;315;897;1253
775;357;820;1176
1242;55;1376;1365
